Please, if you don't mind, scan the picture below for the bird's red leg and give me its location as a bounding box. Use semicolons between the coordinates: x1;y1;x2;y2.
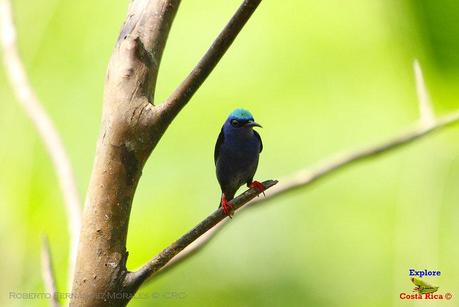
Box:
221;193;233;217
249;180;265;196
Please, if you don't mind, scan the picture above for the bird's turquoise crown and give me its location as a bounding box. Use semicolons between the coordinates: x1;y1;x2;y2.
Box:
229;108;254;120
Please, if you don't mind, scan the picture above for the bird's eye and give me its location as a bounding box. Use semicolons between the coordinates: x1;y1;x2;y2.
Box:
231;120;239;127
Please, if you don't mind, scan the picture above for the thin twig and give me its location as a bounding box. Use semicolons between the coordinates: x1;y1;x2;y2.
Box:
126;0;262;284
41;236;60;307
249;111;459;204
152;219;227;278
414;59;435;126
140;61;459;280
119;0;264;295
148;1;264;276
145;110;459;282
158;0;262;122
123;180;278;292
0;0;81;287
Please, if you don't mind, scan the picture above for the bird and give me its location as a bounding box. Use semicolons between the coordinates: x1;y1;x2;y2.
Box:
214;108;265;216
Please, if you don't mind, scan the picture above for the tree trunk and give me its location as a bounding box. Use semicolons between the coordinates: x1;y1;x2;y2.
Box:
70;1;180;305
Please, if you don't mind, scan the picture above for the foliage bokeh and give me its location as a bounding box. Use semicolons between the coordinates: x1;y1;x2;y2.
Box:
1;0;458;306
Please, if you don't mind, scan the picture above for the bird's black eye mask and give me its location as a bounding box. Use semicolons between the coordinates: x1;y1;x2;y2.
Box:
230;118;253;128
230;119;241;127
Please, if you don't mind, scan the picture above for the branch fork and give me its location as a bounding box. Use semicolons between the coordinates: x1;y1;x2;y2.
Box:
3;0;459;306
71;1;263;305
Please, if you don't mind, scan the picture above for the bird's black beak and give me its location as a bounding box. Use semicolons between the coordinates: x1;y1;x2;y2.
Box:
244;120;262;128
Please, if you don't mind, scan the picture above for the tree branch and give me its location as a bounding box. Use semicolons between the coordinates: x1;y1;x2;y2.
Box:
41;236;60;307
151;218;227;279
0;0;81;289
249;110;459;204
414;59;435;127
146;110;459;280
158;0;262;123
123;180;278;292
71;1;181;305
252;61;456;202
71;0;262;305
141;63;459;278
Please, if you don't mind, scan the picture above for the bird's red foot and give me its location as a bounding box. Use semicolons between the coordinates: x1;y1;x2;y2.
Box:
249;181;265;196
221;194;233;217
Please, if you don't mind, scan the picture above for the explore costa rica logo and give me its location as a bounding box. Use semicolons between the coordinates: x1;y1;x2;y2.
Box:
399;269;453;300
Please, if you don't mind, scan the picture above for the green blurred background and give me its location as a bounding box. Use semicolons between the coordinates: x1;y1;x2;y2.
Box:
1;0;459;306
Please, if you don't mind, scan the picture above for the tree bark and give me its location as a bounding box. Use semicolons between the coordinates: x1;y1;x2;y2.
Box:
70;1;180;305
70;0;261;305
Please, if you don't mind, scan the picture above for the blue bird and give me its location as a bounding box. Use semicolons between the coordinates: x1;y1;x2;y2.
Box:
214;108;264;216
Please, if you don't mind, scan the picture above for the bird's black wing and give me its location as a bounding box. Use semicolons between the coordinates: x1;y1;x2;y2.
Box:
214;127;224;165
254;130;263;153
